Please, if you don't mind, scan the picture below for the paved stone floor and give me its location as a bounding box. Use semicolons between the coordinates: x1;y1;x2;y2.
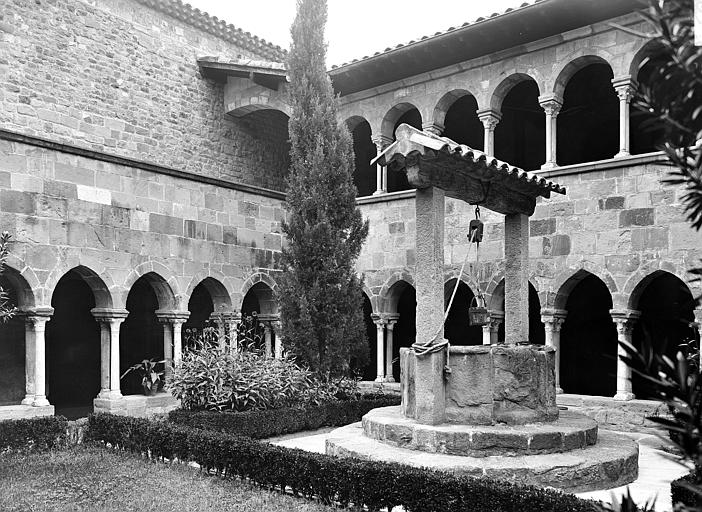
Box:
268;426;691;511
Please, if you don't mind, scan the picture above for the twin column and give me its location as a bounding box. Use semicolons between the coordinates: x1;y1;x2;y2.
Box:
371;313;399;382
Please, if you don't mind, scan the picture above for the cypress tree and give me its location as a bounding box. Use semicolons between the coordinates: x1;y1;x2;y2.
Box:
279;0;369;377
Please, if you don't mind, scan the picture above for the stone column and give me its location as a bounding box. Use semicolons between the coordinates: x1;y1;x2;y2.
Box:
413;185;446;423
422;122;444;137
272;317;284;359
91;308;129;400
504;213;529;344
371;135;392;195
385;314;399;382
539;96;562;169
611;309;641;401
477;109;501;155
21;308;53;406
482;310;504;345
224;312;242;351
611;77;637;158
541;308;567;393
156;310;190;382
694;309;702;370
263;322;273;357
371;314;386;382
24;308;53;407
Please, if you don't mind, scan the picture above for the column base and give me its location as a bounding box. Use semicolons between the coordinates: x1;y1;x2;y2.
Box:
556;387;564;394
384;376;396;383
374;376;385;383
540;161;558;170
615;150;630;158
98;389;123;400
32;395;50;407
21;395;35;406
614;392;635;401
372;190;385;196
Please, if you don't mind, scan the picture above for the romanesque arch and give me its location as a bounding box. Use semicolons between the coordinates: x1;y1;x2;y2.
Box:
552;53;617;99
482;276;544;344
346;115;377;197
382;278;416;381
120;262;180;310
0;266;34;406
443;277;482;345
360;290;377;381
184;276;232;342
432;90;483;149
557;269;618;397
380;102;423;140
46;266;112;417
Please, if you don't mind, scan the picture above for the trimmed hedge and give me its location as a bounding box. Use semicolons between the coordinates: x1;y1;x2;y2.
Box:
88;413;598;512
0;415;68;451
168;397;400;439
671;472;702;508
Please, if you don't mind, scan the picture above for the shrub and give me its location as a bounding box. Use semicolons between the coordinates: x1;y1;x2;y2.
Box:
0;415;68;451
88;413;598;512
170;340;333;412
671;472;702;508
168;397;400;439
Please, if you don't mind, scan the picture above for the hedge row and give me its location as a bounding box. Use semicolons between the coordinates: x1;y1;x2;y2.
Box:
168;397;400;439
88;413;598;512
0;415;68;451
671;472;701;508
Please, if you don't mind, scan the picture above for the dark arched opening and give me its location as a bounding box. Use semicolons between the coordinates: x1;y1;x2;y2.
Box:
632;272;698;398
494;80;545;171
492;281;544;344
0;277;25;405
47;270;101;417
631;53;669;155
442;95;483;149
560;274;617;396
388;108;421;193
184;283;214;347
557;63;618;165
359;294;376;381
121;275;168;396
350;119;376;197
240;282;275;352
444;279;482;345
390;283;416;381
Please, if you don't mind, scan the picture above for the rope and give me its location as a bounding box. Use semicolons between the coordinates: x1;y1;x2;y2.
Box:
411;221;482;367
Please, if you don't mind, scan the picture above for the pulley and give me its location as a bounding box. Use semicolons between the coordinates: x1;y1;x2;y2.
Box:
468;205;484;244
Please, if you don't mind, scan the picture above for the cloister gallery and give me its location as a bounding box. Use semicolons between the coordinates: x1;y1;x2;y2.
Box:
0;0;700;418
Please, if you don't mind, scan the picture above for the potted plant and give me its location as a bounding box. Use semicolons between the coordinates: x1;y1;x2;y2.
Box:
121;359;165;396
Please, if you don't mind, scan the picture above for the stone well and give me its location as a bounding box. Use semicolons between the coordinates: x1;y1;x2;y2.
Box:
325;126;639;491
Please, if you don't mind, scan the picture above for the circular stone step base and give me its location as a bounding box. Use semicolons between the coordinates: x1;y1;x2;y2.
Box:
363;406;598;457
326;423;638;493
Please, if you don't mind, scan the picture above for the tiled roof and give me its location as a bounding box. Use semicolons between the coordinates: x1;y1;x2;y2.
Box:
135;0;287;61
376;124;565;214
330;0;539;70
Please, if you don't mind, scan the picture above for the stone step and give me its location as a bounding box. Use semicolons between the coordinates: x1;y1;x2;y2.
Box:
326;422;639;493
363;406;598;457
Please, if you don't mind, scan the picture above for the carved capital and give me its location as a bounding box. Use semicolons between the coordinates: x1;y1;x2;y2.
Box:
610;308;641;335
422;122;444;136
371;135;393;151
612;76;637;103
476;109;502;130
539;98;563;117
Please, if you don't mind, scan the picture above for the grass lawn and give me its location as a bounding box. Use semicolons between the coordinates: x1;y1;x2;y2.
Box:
0;445;337;512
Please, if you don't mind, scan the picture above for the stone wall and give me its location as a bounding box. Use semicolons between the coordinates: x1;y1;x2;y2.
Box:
0;0;289;191
357;156;701;309
0;137;285;309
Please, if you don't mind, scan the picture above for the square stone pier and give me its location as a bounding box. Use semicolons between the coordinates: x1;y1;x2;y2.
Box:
376;124;566;426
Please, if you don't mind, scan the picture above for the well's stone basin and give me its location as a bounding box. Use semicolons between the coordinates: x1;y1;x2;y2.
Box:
401;345;558;425
363;406;597;457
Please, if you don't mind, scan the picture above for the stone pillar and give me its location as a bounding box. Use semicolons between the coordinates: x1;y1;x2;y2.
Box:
413;185;446;424
482;310;504;345
541;308;567;393
21;308;53;406
385;315;399;382
156;310;190;382
611;309;641;401
24;308;53;407
612;77;637;158
272;317;284;359
263;322;273;357
693;309;702;370
371;135;392;195
91;308;129;399
504;214;529;344
422;122;444;137
477;109;501;155
371;314;386;382
224;312;242;351
539;96;562;169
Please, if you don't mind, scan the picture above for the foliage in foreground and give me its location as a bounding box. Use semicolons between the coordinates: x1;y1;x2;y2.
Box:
88;413;599;512
0;231;17;324
0;415;67;452
0;444;334;512
170;340;334;412
168;396;400;439
279;0;369;377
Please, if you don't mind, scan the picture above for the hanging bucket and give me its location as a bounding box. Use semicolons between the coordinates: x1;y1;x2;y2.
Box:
468;295;489;326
